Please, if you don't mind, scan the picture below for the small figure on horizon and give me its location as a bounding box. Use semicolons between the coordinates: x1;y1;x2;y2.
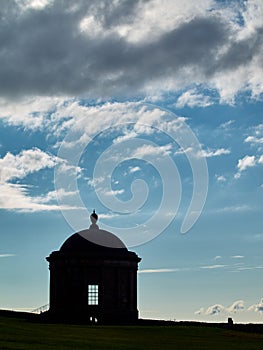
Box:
228;317;234;327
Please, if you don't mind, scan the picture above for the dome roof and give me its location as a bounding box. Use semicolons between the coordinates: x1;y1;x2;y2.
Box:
59;210;129;254
60;228;127;253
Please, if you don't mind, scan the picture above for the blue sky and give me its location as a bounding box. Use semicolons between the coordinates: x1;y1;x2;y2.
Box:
0;0;263;322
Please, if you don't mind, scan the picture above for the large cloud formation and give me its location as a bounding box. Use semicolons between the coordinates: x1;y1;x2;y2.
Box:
0;0;262;102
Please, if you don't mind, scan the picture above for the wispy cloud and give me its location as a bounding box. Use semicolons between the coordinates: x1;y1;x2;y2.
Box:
200;264;226;270
215;204;251;213
219;120;235;129
0;254;15;258
139;260;263;275
214;255;222;260
36;189;78;204
0;181;79;212
248;234;263;241
139;268;180;274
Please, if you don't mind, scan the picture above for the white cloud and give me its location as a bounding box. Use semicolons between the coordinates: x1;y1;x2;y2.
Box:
235;153;263;178
0;148;57;182
175;89;213;108
244;124;263;148
55;161;82;177
118;0;214;44
196;297;263;317
227;300;245;313
248;298;263;314
0;97;64;130
129;166;141;174
20;0;51;10
244;124;263;151
174;147;193;156
245;135;263;145
0;148;81;212
236;154;256;173
215;174;226;182
36;189;78;203
102;189;125;196
132;144;172;158
97;212;119;220
197;300;245;316
52;101;167;148
79;15;104;37
87;177;105;188
198;148;230;158
113;131;138;144
205;304;225;316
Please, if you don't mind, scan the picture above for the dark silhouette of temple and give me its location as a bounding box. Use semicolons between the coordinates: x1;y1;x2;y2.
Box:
46;211;141;324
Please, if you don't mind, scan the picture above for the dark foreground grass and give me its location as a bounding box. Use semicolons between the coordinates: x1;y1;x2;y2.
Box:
0;316;263;350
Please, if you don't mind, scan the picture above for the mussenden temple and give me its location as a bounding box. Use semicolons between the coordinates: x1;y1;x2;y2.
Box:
46;210;141;324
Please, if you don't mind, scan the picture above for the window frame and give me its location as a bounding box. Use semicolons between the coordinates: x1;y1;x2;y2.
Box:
88;284;99;305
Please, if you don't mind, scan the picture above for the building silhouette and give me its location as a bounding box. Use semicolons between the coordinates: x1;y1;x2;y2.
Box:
46;211;141;324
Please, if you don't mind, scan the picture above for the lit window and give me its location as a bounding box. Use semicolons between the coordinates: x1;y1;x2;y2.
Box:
88;285;99;305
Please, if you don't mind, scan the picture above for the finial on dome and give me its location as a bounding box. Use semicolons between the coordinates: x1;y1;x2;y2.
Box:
90;209;99;229
91;209;98;221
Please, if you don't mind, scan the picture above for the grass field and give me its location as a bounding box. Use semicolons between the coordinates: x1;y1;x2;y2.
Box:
0;316;263;350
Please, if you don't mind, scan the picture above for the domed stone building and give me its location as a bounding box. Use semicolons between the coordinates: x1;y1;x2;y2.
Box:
46;211;141;324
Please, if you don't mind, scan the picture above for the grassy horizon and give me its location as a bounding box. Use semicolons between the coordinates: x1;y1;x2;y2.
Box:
0;316;263;350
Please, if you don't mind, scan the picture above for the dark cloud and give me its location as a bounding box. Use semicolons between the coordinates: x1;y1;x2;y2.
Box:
211;27;263;74
0;0;262;99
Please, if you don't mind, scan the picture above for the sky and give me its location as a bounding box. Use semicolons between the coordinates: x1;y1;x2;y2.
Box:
0;0;263;322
